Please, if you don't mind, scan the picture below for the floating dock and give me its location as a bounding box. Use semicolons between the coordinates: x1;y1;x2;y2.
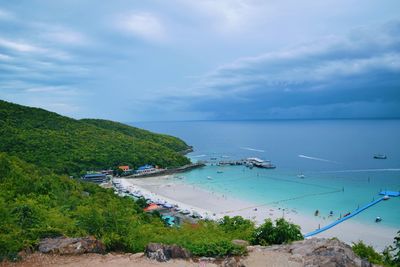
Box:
304;191;399;238
379;190;400;197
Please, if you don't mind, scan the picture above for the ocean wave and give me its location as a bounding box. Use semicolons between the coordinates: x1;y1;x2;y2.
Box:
191;154;206;158
298;154;339;163
240;147;265;152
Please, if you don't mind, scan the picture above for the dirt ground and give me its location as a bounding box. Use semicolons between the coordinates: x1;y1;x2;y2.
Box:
1;251;302;267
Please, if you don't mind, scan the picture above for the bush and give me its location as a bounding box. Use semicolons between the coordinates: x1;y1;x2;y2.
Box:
185;240;246;257
251;218;303;246
352;241;383;265
218;216;255;241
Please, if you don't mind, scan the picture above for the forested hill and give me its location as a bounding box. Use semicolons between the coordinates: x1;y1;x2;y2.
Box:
80;119;189;153
0;100;190;175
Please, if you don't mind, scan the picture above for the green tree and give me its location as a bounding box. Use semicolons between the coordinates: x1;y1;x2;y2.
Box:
251;218;303;246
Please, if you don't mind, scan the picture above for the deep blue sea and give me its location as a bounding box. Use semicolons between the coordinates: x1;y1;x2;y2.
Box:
133;120;400;229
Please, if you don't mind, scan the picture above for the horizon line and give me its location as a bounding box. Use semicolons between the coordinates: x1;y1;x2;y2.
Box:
127;117;400;124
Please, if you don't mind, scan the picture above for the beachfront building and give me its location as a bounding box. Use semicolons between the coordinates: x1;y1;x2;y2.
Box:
135;164;157;174
118;165;130;172
83;173;107;184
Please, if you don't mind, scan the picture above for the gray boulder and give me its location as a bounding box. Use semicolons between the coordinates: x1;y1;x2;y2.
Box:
262;238;365;267
145;243;191;262
38;236;105;255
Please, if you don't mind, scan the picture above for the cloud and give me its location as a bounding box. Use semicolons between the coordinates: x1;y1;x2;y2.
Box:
170;20;400;119
42;26;90;46
114;12;167;43
0;38;44;53
0;8;14;20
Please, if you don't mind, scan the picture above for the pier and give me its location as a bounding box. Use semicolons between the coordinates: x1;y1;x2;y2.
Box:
207;157;276;169
304;191;399;238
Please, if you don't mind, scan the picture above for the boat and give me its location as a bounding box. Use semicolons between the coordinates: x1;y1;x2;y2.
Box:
383;195;390;200
373;154;387;159
247;157;276;169
297;174;305;179
375;216;382;223
217;170;223;173
207;176;213;180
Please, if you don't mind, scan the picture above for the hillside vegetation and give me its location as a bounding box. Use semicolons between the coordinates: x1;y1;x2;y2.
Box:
0;100;306;262
0;152;304;261
0;100;190;175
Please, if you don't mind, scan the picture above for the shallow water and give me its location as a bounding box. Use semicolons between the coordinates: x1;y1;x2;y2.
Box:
133;120;400;229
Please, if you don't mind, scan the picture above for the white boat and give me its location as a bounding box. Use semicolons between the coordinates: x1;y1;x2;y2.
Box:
374;154;387;159
383;195;390;200
207;176;213;180
247;157;276;169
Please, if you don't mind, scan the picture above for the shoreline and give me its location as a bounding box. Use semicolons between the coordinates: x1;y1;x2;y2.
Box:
119;175;398;251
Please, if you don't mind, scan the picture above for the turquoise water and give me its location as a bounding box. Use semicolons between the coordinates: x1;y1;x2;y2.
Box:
133;120;400;228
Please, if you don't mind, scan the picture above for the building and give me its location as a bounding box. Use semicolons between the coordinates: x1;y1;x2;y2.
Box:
118;165;130;172
83;173;107;184
136;164;156;174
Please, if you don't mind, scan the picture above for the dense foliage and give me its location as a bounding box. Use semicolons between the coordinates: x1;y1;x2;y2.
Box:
251;218;303;246
0;152;250;260
0;100;190;176
352;235;400;267
0;152;306;261
81;119;189;153
352;241;385;265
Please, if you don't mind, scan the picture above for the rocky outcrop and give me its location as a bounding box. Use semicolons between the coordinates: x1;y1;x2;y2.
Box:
145;243;191;262
38;236;105;255
248;238;365;267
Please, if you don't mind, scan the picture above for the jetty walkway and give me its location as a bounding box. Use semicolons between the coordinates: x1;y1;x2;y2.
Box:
304;190;399;238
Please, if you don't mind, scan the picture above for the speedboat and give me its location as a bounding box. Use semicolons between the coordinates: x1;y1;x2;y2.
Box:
383;195;390;200
297;174;305;179
375;216;382;222
374;154;387;159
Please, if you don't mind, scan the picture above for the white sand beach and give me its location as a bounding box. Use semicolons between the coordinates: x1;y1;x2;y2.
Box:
120;176;398;251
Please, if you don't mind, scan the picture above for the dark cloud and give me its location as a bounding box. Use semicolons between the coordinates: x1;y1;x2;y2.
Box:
181;21;400;119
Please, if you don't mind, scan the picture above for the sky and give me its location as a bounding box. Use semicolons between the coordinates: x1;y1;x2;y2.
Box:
0;0;399;121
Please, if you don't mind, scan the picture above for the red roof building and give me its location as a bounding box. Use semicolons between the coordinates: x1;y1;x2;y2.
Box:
118;165;130;171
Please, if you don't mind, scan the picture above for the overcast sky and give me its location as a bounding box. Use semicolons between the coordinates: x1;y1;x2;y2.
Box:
0;0;399;121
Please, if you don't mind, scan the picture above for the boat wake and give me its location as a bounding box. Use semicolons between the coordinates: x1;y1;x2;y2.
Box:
191;154;206;158
298;154;338;163
240;147;265;153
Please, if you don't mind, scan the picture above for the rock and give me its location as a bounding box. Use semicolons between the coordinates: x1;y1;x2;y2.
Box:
271;238;365;267
199;256;216;262
221;257;246;267
38;236;105;255
232;240;249;247
145;243;191;262
288;253;304;263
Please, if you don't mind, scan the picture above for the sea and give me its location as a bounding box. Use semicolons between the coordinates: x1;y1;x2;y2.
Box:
133;120;400;229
